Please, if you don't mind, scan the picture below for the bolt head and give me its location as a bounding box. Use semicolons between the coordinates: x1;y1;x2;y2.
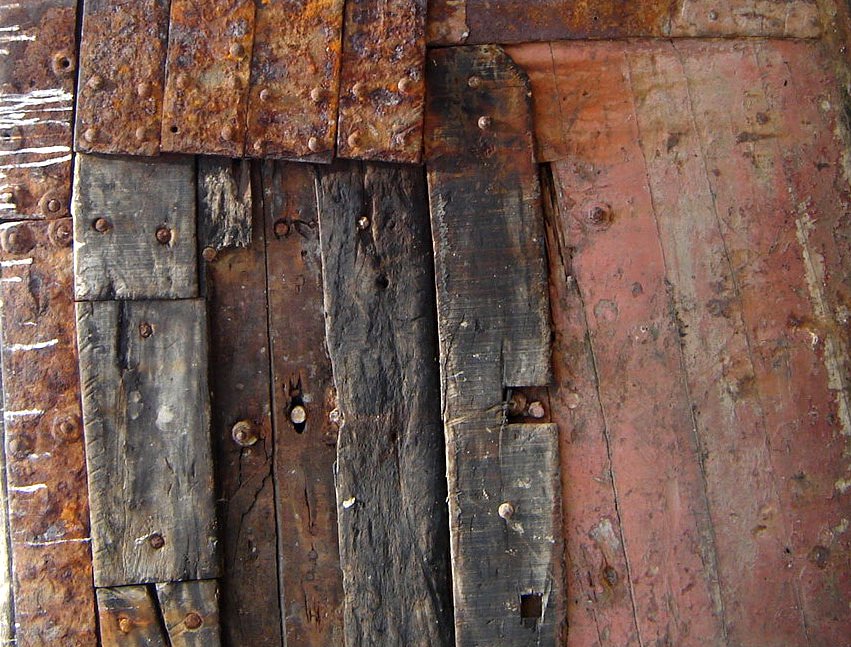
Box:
86;74;104;91
155;226;172;245
273;219;290;238
259;88;272;102
309;87;323;102
93;217;111;233
184;612;203;630
290;405;307;425
148;533;165;549
708;9;719;20
48;219;73;247
202;246;217;262
230;42;246;59
135;127;148;142
139;322;153;338
307;136;321;153
83;127;98;144
498;502;515;520
231;420;258;447
477;116;493;131
397;76;414;94
467;76;482;88
1;224;35;254
39;191;66;216
528;401;546;419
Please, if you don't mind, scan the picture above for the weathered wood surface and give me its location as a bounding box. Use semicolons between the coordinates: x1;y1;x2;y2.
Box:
201;159;282;647
0;0;76;220
97;585;168;646
72;154;197;301
75;0;170;156
263;161;344;646
425;46;561;645
161;0;256;156
246;0;345;161
156;580;221;647
315;161;454;646
337;0;427;163
0;358;10;644
0;219;97;646
76;298;218;587
426;0;821;44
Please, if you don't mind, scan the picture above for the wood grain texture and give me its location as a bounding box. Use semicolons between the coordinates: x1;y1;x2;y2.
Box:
0;355;10;645
425;46;561;646
72;154;197;301
315;160;454;646
202;160;282;647
97;585;167;646
263;161;344;646
76;299;218;587
156;580;221;647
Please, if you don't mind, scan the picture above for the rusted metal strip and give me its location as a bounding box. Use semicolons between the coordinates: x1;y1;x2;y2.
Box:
246;0;345;162
337;0;427;163
75;0;171;156
0;0;76;220
0;219;97;646
161;0;256;157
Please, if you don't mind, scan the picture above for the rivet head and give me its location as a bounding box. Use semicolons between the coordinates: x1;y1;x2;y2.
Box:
230;42;246;59
139;322;153;338
477;116;493;130
467;76;482;88
565;392;581;410
309;87;323;102
528;401;546;419
290;405;307;425
586;203;613;229
93;217;111;233
136;82;152;98
48;219;73;247
8;435;34;459
39;191;65;216
118;617;133;634
155;226;172;245
498;502;515;520
134;127;148;143
202;246;217;262
1;224;35;254
357;216;370;230
259;88;271;102
232;420;258;447
273;219;290;238
86;74;104;91
52;415;80;442
397;76;414;94
307;136;321;153
708;9;719;20
83;127;98;144
352;82;366;98
148;533;165;549
184;612;203;630
507;392;528;416
221;125;235;142
347;132;361;149
51;51;75;77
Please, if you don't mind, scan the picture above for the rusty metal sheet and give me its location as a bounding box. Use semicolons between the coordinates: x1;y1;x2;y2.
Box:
337;0;427;163
246;0;345;162
0;218;97;646
161;0;256;157
75;0;171;156
670;0;821;37
0;0;76;220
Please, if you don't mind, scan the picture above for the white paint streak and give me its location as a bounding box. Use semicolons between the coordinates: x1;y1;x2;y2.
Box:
25;538;91;548
9;483;46;493
6;338;58;352
3;409;43;420
0;258;31;267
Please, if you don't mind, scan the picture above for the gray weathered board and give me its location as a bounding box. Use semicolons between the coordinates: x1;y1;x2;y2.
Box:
197;157;253;254
316;161;455;646
425;46;563;645
97;585;168;646
156;579;221;647
76;298;218;587
72;154;197;300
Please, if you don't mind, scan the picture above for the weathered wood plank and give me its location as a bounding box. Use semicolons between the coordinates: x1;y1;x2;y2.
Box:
0;0;76;220
72;154;197;301
0;356;11;645
670;0;821;37
161;0;255;156
246;0;345;161
337;0;427;163
425;46;561;646
201;159;282;647
315;160;454;646
155;580;221;647
75;0;171;156
263;161;343;646
97;585;168;646
76;298;218;587
0;218;97;646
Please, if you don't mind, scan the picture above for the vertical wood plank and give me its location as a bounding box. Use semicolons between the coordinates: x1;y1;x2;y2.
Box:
201;159;283;647
263;161;344;646
315;160;454;646
0;354;10;645
97;585;168;646
76;299;218;587
156;580;221;647
0;219;97;646
337;0;427;162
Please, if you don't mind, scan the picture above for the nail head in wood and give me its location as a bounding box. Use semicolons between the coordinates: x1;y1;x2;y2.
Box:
498;502;515;520
155;226;172;245
231;420;258;447
183;612;203;630
528;401;546;418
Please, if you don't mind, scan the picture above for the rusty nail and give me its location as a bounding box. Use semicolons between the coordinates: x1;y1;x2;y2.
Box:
352;82;366;98
232;420;258;447
51;51;74;77
478;116;493;131
136;82;152;98
39;191;64;216
139;322;153;338
708;9;719;20
93;217;111;233
148;533;165;549
808;545;830;569
528;401;546;419
202;246;217;262
397;77;414;94
86;75;104;91
118;617;133;634
603;565;619;586
1;224;35;254
467;76;482;88
290;405;307;425
587;203;613;228
273;219;290;238
184;612;203;630
259;88;271;102
357;216;370;230
507;391;528;416
221;125;235;142
46;198;61;213
347;132;361;149
134;127;149;143
310;87;323;102
155;226;172;245
565;392;581;410
498;502;515;520
48;219;73;247
83;127;98;144
230;42;246;59
307;136;321;153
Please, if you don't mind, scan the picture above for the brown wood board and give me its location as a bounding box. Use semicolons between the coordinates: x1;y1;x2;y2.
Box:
0;218;97;647
156;579;222;647
97;585;168;647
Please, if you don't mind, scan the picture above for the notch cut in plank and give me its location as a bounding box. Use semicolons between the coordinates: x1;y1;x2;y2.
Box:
0;0;77;219
246;0;345;161
75;0;171;156
72;154;197;300
337;0;427;163
202;159;283;647
156;580;221;647
316;160;454;646
0;219;98;647
76;298;218;587
264;161;345;646
161;0;256;156
97;585;167;647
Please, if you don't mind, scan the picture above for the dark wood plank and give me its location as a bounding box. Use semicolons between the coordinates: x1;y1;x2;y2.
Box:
202;159;283;647
155;580;221;647
263;161;344;646
75;0;171;156
425;45;561;646
0;218;98;646
76;298;218;587
97;585;168;646
161;0;255;156
337;0;427;163
315;160;454;646
0;0;76;220
72;154;197;301
246;0;345;161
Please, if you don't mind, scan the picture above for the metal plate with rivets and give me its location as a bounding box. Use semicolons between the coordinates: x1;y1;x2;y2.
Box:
245;0;345;162
75;0;171;157
161;0;256;157
336;0;427;163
